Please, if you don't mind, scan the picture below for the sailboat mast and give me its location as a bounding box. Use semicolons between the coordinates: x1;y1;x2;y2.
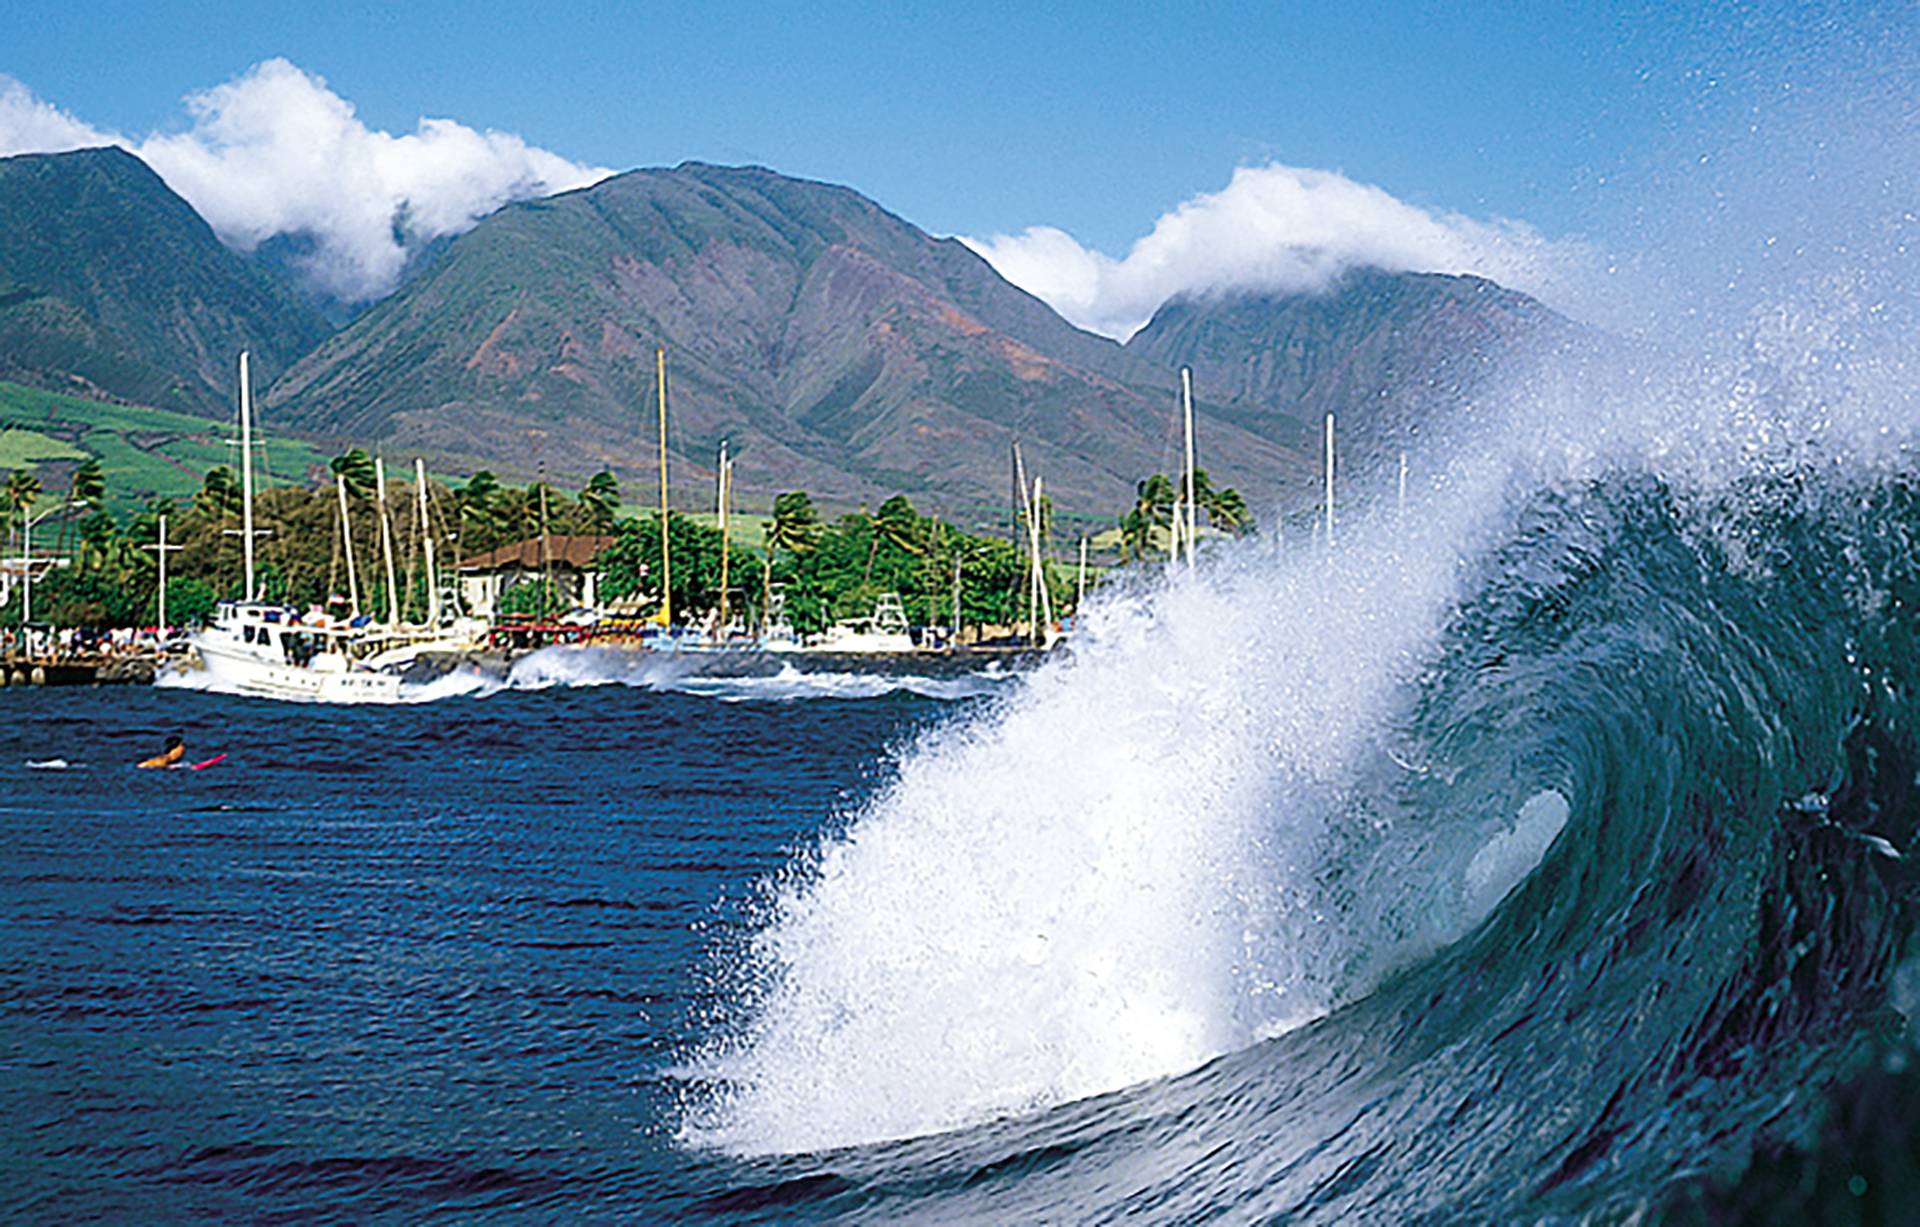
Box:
1169;492;1182;566
1324;413;1336;549
1181;366;1197;570
1077;535;1088;614
1030;475;1053;639
415;457;439;625
336;474;360;617
143;515;183;629
376;456;400;625
717;440;730;638
538;466;552;621
656;348;672;627
238;351;257;601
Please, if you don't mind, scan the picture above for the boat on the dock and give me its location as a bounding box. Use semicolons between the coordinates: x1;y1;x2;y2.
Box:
176;352;479;703
193;601;405;701
809;592;916;653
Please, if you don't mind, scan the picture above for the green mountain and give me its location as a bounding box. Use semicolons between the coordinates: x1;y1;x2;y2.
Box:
0;151;1570;523
267;162;1303;522
1123;270;1571;464
0;147;330;414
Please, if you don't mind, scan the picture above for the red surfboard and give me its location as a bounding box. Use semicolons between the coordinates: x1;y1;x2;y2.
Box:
186;754;227;771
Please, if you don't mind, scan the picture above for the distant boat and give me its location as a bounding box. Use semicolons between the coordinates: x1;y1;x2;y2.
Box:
809;593;916;654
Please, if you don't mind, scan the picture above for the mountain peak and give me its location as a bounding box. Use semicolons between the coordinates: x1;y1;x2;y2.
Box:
0;146;330;412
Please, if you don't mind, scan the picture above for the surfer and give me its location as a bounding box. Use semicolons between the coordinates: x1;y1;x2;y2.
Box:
137;735;185;770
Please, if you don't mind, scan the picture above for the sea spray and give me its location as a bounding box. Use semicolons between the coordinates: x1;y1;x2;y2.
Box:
678;445;1578;1154
680;249;1920;1157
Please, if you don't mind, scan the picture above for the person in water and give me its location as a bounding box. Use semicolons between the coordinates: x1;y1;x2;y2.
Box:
137;735;185;770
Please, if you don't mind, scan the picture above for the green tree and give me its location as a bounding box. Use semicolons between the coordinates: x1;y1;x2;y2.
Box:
579;470;620;532
67;457;106;510
597;513;752;624
329;448;377;499
765;490;823;557
161;576;217;626
193;466;242;521
5;468;42;530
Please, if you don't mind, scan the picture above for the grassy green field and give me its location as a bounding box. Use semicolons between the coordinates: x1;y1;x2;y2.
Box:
0;381;329;511
0;426;89;468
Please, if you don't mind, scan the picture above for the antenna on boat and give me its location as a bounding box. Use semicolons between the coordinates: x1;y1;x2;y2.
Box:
1323;413;1336;550
655;347;672;628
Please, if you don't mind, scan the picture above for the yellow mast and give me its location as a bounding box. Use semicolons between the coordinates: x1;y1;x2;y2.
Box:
655;348;672;627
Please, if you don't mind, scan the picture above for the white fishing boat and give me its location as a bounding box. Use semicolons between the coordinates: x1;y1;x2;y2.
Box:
181;352;472;703
810;593;915;653
194;601;405;701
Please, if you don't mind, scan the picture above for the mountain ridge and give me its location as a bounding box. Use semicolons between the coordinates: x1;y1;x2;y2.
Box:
0;147;331;413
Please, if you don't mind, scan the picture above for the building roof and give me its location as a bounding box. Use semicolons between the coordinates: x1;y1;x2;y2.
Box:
458;534;617;572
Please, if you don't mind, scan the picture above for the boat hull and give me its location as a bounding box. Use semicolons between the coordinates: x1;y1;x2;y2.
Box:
194;639;405;703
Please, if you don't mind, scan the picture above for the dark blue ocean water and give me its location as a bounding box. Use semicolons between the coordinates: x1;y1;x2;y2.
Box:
7;473;1920;1225
1;684;939;1222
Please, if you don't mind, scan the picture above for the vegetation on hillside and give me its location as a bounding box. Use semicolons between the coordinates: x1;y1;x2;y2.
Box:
0;381;327;511
0;147;329;411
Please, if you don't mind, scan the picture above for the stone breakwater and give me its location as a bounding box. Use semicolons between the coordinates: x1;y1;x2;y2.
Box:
0;654;160;687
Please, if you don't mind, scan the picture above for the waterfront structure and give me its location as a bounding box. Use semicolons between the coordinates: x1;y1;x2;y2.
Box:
456;534;618;620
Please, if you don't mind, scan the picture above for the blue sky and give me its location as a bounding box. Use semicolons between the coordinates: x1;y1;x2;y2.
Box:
0;2;1906;336
0;2;1768;244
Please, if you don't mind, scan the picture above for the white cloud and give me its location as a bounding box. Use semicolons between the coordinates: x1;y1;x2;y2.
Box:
0;77;115;154
963;163;1590;340
0;60;610;301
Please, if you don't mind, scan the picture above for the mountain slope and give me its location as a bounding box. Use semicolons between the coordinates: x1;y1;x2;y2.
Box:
1125;270;1571;455
267;163;1574;521
268;162;1283;519
0;147;330;414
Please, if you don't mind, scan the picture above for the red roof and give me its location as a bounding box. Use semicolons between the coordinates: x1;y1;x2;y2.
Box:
457;534;617;571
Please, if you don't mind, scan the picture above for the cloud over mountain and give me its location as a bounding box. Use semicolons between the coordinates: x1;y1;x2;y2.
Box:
0;60;609;302
964;163;1589;340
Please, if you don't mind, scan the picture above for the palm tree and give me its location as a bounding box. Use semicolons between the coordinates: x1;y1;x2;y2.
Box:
1118;505;1155;562
456;470;504;549
192;467;242;522
1134;473;1177;527
5;469;42;545
5;469;41;570
579;470;619;532
55;458;106;561
1204;485;1254;536
329;449;377;500
68;458;105;510
765;491;822;557
77;510;119;573
876;495;921;553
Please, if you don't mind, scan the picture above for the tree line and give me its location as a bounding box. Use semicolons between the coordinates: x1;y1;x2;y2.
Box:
3;450;1251;632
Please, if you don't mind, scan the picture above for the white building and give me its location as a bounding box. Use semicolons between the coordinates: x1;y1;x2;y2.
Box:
456;534;618;620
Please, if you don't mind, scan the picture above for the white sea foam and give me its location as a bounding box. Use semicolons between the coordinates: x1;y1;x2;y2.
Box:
683;220;1920;1154
680;454;1553;1154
